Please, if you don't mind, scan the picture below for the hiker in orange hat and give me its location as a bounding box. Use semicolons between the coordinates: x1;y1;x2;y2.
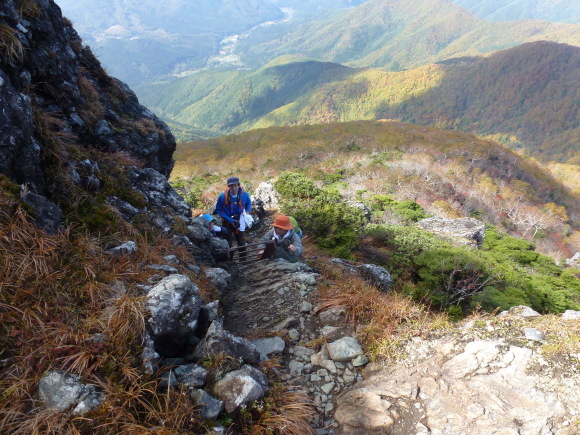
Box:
259;214;303;262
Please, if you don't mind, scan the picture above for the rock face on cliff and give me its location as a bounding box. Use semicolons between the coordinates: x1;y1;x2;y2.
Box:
0;0;175;208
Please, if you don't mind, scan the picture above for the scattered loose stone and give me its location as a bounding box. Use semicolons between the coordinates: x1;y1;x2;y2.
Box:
320;360;337;374
352;354;369;367
321;382;335;395
288;328;300;341
524;328;545;342
252;336;286;362
327;337;364;362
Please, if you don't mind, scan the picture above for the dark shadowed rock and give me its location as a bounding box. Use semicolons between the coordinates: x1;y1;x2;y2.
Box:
357;264;393;291
191;389;224;420
173;364;208;387
191;321;261;365
21;191;63;234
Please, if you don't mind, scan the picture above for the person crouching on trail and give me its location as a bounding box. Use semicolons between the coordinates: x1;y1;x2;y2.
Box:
215;176;252;255
201;214;229;240
260;215;303;263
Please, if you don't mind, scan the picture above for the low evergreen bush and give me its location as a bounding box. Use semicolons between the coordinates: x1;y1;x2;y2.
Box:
275;172;366;258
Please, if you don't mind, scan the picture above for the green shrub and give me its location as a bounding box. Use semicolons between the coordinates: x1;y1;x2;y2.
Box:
369;195;426;222
361;224;443;280
316;169;346;185
414;248;497;309
362;223;579;315
275;172;365;258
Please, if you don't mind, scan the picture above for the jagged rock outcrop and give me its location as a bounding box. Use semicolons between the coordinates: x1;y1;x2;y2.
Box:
253;180;280;210
334;309;580;434
416;217;486;247
0;0;179;227
330;258;393;292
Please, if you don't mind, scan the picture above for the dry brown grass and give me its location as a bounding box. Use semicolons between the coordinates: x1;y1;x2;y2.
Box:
0;195;208;433
16;0;41;19
0;23;24;63
312;258;450;362
77;68;106;128
237;383;316;435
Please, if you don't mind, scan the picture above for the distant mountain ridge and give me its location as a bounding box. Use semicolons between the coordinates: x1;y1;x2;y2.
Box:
450;0;580;23
235;0;580;70
139;42;579;164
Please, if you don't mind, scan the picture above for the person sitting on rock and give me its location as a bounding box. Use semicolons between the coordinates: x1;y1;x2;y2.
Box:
201;214;229;240
259;215;303;263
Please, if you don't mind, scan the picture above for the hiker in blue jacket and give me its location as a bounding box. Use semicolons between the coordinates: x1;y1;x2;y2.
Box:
215;176;252;252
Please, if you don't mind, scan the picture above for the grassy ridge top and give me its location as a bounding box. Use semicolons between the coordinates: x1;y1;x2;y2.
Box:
172;119;579;298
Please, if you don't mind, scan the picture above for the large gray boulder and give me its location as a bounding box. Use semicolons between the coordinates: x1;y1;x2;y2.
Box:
213;365;269;414
146;274;203;356
39;371;103;415
191;321;261;365
416;217;485;248
326;337;364;362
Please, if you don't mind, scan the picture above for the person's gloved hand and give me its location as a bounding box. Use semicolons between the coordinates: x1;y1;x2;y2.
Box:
282;238;292;249
233;220;240;228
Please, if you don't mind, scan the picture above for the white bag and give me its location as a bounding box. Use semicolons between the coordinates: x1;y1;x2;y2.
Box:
243;212;254;229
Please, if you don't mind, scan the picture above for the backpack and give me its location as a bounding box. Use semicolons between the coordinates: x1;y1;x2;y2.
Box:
224;186;244;217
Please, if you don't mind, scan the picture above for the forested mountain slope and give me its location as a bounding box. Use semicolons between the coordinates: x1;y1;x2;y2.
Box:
139;42;579;164
236;0;580;70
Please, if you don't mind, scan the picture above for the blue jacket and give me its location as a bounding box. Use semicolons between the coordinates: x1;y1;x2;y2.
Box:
216;187;252;224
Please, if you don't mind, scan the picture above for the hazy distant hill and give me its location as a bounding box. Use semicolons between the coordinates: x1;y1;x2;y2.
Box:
450;0;580;23
55;0;366;86
139;42;579;164
236;0;580;71
56;0;285;85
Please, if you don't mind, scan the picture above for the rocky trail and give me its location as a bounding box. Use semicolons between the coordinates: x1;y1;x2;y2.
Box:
217;223;366;433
